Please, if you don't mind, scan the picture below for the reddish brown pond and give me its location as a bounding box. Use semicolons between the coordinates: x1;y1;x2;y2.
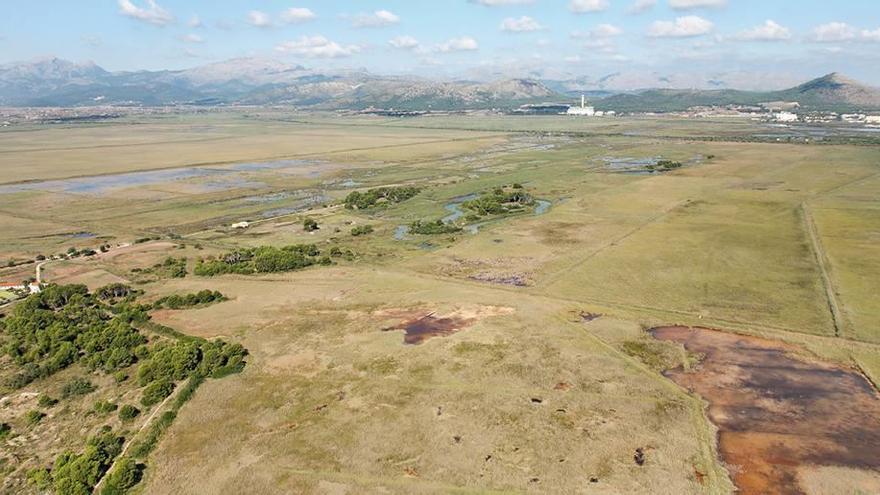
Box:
652;326;880;495
384;314;475;345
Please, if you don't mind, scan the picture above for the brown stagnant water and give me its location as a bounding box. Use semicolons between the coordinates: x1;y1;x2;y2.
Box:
652;326;880;494
384;314;474;345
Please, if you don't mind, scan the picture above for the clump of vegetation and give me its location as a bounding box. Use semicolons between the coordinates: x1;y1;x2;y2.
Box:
0;423;11;440
646;160;683;172
25;410;45;426
344;186;421;210
118;405;140;422
101;456;142;494
303;218;319;232
620;340;679;371
132;257;187;279
1;284;147;389
93;400;118;415
95;283;139;301
38;395;59;408
62;378;98;399
462;185;535;217
29;429;124;495
194;244;329;276
409;220;462;235
350;224;374;236
152;290;226;310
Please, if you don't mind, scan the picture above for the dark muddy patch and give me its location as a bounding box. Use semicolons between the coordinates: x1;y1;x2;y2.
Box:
468;273;528;287
383;313;475;345
652;326;880;495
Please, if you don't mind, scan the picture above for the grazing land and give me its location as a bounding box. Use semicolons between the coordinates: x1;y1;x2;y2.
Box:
1;112;878;494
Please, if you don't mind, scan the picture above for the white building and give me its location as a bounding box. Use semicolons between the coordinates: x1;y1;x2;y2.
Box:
773;111;799;123
567;95;596;116
864;115;880;124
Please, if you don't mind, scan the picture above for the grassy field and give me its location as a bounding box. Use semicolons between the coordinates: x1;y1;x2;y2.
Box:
1;112;878;494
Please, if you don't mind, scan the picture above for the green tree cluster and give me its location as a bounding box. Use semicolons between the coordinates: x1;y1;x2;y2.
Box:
462;185;535;217
344;186;421;209
152;290;226;310
409;220;463;235
194;245;329;276
1;285;147;388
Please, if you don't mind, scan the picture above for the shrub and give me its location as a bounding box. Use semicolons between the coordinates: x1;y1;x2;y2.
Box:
409;219;462;235
25;410;45;426
62;378;97;398
38;395;59;408
141;379;174;407
303;218;319;232
100;456;142;495
118;405;140;422
0;422;11;440
94;400;118;414
351;225;374;236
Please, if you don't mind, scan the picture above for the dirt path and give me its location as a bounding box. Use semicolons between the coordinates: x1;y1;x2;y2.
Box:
801;203;844;337
92;388;179;494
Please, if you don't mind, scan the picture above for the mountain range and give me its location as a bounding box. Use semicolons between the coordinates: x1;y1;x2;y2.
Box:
1;58;879;112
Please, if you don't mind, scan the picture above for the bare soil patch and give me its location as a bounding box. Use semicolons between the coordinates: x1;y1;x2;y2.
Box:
652;326;880;495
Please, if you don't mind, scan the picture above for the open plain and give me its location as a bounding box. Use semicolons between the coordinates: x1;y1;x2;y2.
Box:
1;112;879;494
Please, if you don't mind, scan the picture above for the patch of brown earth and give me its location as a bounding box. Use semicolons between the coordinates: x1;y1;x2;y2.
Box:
652;326;880;495
381;306;513;345
384;313;476;345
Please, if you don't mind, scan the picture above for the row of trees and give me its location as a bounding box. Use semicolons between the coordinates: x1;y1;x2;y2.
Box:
152;290;226;310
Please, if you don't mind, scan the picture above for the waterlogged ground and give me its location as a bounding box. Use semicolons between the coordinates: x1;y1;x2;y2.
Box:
652;326;880;495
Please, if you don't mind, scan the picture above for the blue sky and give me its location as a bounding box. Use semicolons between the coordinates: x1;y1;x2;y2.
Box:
2;0;880;88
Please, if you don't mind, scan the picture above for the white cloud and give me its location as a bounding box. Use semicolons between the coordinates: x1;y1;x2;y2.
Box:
81;35;102;47
281;8;316;24
736;20;791;41
188;15;202;28
500;16;544;32
435;36;479;53
247;10;272;28
648;16;714;37
389;35;420;49
352;10;400;28
812;22;857;42
470;0;536;5
669;0;726;9
178;33;204;43
863;28;880;42
570;0;609;13
118;0;173;26
592;23;623;37
275;36;362;58
628;0;656;14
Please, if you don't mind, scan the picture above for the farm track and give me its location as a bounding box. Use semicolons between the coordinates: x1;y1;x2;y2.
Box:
801;203;845;338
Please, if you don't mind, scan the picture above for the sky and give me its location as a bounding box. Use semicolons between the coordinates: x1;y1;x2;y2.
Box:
2;0;880;89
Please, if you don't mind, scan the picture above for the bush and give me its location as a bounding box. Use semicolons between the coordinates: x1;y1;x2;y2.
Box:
100;456;142;495
152;290;226;310
303;218;319;232
51;430;123;495
141;379;175;407
25;410;45;426
351;225;374;236
0;422;11;440
94;401;118;414
38;395;59;408
409;219;462;235
62;378;97;398
118;405;140;422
